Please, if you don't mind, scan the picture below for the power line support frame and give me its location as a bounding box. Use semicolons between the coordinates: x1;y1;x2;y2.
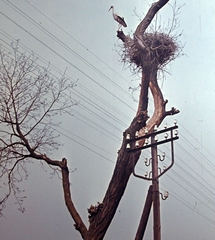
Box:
126;124;179;240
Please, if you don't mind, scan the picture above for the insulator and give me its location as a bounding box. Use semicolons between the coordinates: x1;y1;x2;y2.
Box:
126;133;130;139
164;191;169;198
164;123;167;129
126;143;130;149
135;131;139;137
174;130;178;136
135;141;139;147
145;128;148;134
154;125;158;131
174;119;177;125
144;172;148;177
164;133;168;139
145;138;149;144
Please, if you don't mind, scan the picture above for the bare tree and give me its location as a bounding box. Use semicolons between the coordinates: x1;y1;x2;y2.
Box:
0;0;181;239
0;42;77;214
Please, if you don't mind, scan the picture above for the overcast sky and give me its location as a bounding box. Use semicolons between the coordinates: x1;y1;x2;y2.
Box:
0;0;215;239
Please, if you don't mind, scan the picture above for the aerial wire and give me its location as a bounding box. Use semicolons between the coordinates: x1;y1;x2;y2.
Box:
24;0;137;89
3;0;138;103
0;12;136;112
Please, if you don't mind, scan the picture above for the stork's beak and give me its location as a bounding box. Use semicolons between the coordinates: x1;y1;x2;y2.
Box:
108;6;112;11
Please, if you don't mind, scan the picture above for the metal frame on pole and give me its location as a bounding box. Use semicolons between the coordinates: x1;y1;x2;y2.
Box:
126;124;179;240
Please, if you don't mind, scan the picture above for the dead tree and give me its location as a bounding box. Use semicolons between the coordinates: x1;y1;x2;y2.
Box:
0;1;180;239
84;0;180;239
0;42;77;215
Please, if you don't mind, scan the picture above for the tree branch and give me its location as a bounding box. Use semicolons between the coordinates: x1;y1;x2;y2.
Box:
116;30;132;43
134;0;169;50
61;158;88;239
135;0;169;35
138;69;179;147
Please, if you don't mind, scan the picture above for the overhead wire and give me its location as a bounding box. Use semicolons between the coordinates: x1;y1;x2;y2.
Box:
0;40;124;140
0;28;132;128
0;33;127;138
160;140;215;193
157;134;215;213
54;125;117;159
160;183;215;226
0;11;136;113
0;5;134;122
176;142;215;179
178;120;215;170
2;0;138;105
24;0;136;89
169;167;215;207
77;82;132;122
71;88;128;129
0;43;119;165
50;126;115;164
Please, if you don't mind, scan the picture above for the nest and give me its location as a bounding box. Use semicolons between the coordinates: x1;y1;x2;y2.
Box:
122;32;179;71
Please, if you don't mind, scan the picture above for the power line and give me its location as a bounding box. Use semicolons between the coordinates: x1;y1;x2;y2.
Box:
176;142;215;179
169;168;215;208
0;30;132;126
160;183;215;226
56;125;117;159
24;0;136;89
178;121;215;170
50;125;115;164
0;39;124;143
161;142;215;194
2;0;137;103
0;11;136;112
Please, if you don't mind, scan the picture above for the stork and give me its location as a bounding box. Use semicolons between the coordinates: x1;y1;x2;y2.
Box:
108;6;127;30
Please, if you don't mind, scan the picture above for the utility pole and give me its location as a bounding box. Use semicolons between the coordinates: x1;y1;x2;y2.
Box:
126;122;179;240
151;133;161;240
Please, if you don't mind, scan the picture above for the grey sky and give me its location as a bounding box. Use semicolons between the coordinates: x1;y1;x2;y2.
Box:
0;0;215;239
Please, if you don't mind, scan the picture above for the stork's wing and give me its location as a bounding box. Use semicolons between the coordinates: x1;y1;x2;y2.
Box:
117;15;127;27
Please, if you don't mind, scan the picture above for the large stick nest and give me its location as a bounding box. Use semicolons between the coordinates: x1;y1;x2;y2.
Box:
122;32;179;70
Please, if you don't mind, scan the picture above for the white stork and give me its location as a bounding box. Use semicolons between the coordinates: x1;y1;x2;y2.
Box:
108;6;127;30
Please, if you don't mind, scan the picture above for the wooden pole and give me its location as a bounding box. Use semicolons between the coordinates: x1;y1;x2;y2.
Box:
135;185;153;240
151;134;161;240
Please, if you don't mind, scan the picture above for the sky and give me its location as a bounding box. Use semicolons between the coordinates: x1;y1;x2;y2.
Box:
0;0;215;239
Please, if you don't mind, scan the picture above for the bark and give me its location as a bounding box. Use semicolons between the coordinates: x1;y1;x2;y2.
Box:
61;159;88;239
135;0;169;36
135;185;153;240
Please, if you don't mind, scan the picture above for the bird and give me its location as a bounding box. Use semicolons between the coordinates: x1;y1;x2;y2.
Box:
108;6;127;30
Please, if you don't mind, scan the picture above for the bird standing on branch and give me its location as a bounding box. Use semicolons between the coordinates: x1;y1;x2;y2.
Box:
108;6;127;30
